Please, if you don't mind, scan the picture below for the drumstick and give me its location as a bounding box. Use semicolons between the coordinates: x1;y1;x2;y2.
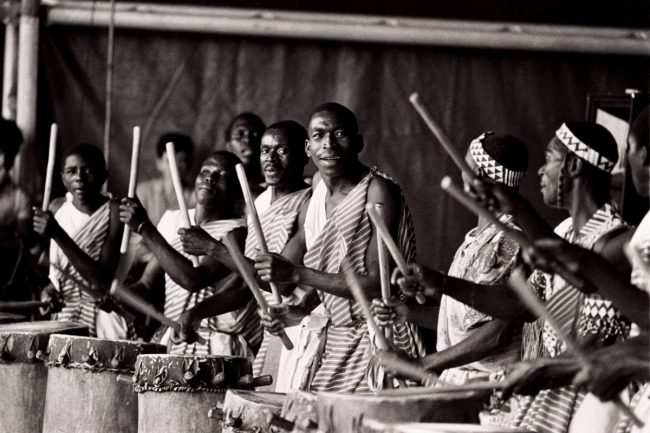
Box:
440;176;586;291
508;268;643;427
235;163;282;305
374;203;393;341
120;126;141;253
166;141;200;267
0;300;51;310
409;93;476;181
110;282;206;345
222;232;294;350
42;123;58;211
365;203;426;304
375;351;441;386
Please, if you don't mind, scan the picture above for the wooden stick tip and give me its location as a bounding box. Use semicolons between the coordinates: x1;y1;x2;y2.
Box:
165;141;175;154
440;176;452;189
409;93;419;103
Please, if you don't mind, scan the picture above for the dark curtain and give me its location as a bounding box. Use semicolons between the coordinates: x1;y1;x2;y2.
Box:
35;26;649;270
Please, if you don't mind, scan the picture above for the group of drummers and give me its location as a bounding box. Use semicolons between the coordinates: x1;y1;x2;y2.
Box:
0;100;648;433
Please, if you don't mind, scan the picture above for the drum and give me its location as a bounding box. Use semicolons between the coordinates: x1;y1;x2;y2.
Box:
317;388;490;433
0;311;27;323
361;421;531;433
270;391;318;432
41;334;165;433
135;354;254;433
0;321;88;433
221;390;286;432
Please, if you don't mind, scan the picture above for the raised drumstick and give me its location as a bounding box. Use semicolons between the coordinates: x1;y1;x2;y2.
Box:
508;268;643;427
374;203;393;341
120;126;141;253
42;123;58;211
110;283;206;345
235;163;282;305
365;203;426;304
409;93;476;182
222;232;294;350
166;141;200;267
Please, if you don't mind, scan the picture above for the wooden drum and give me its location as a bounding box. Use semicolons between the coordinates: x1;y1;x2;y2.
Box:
0;321;88;433
135;354;254;433
221;390;286;432
316;388;490;433
270;391;318;433
361;421;531;433
41;334;165;433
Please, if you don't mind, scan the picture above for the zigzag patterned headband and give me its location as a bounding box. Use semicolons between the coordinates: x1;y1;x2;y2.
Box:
469;132;526;187
555;123;616;173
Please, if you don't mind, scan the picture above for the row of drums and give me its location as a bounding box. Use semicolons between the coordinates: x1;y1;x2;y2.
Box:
0;317;530;433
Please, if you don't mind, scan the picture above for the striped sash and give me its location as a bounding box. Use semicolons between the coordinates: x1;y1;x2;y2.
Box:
163;215;261;355
514;203;628;433
53;201;110;337
304;167;424;393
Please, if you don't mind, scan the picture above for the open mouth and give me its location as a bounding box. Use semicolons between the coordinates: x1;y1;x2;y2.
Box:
319;155;342;162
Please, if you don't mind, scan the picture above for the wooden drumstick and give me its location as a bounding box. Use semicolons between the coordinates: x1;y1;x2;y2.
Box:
440;176;586;291
374;203;393;341
110;282;206;345
120;126;141;253
166;141;200;267
235;163;282;305
409;93;476;182
222;232;294;350
375;351;440;385
42;123;57;211
508;268;643;427
365;203;426;304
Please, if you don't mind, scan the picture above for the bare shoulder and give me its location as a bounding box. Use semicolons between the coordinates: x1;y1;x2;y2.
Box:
367;172;401;204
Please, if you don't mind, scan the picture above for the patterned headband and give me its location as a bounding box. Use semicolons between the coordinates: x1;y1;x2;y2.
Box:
469;132;526;187
555;123;616;173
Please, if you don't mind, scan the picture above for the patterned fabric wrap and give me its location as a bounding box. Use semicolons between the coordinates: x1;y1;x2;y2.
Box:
513;203;630;433
247;188;312;377
555;123;616;173
437;214;523;380
52;201;110;337
162;213;262;356
469;132;526;187
303;167;425;393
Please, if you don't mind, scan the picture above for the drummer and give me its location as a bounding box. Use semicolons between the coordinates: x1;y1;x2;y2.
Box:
120;151;260;355
179;120;320;391
33;143;129;339
374;133;529;385
222;112;267;198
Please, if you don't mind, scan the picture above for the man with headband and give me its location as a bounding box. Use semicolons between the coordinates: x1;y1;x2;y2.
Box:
374;132;529;386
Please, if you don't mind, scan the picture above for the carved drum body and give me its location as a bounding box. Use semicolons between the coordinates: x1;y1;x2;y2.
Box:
316;388;490;433
41;334;165;433
273;391;318;433
361;421;531;433
135;354;254;433
221;390;286;433
0;321;88;433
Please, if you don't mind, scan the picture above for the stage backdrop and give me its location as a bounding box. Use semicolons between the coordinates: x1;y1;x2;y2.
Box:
34;25;648;270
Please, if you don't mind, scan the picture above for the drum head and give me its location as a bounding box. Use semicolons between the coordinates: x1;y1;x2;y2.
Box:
378;423;530;433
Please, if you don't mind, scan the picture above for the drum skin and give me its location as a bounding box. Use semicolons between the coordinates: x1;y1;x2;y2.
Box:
41;334;165;433
0;321;88;433
221;390;286;433
135;354;254;433
361;420;531;433
317;388;490;433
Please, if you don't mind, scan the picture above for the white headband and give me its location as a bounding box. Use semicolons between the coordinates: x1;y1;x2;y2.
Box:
469;132;526;187
555;123;616;173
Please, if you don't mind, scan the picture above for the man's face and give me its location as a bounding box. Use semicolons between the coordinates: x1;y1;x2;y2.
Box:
306;110;360;177
538;138;565;207
194;155;234;207
61;154;104;203
156;150;189;177
627;129;649;198
260;130;302;187
226;118;263;167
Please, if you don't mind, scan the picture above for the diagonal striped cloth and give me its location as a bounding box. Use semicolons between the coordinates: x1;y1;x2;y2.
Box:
158;209;262;355
50;200;111;337
247;188;313;379
304;167;425;393
513;203;629;433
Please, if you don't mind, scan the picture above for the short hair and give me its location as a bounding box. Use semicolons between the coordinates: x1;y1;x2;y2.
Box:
0;119;23;170
224;112;266;142
62;143;106;173
156;132;194;161
481;134;529;172
310;102;359;135
265;120;309;165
